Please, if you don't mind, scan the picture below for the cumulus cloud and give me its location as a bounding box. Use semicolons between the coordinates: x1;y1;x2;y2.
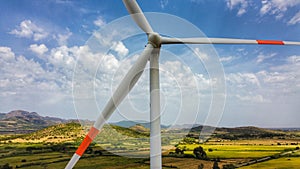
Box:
29;44;48;56
48;45;78;70
0;47;15;61
10;20;48;41
288;11;300;25
226;0;249;16
111;41;129;57
225;54;300;104
0;46;57;95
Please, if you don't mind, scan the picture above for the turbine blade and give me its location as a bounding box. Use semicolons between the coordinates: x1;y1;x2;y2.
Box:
161;37;300;45
65;44;155;169
123;0;153;34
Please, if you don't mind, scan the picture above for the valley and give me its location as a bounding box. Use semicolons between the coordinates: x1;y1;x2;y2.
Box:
0;110;299;169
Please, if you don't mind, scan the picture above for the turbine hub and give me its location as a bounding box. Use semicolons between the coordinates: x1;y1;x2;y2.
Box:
148;32;161;48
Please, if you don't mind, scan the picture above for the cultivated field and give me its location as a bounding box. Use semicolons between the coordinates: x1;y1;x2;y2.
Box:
240;157;300;169
1;122;300;168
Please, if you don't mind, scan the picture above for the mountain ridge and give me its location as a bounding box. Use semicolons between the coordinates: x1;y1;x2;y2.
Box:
0;110;67;134
1;110;299;139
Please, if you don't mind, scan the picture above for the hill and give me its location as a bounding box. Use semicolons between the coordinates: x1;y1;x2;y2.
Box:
0;122;150;144
0;110;66;134
8;122;85;143
187;125;296;140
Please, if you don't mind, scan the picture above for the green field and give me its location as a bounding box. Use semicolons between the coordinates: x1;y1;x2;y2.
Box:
0;142;299;169
177;144;296;159
1;122;300;169
240;157;300;169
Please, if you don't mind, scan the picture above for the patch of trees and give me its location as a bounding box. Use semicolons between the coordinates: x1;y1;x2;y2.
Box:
182;137;196;144
193;146;207;160
215;132;286;140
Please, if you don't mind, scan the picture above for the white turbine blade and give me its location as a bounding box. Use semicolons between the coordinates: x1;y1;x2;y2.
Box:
123;0;153;34
161;37;300;45
65;44;155;169
149;47;162;169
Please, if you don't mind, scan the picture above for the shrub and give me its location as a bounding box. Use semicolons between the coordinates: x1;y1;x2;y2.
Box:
222;164;236;169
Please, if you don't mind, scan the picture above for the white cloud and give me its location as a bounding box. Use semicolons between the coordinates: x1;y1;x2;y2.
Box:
226;0;249;16
260;0;300;21
49;45;77;69
269;0;300;11
160;60;210;94
256;52;276;63
160;0;169;9
219;56;234;62
94;17;106;27
0;47;15;61
29;44;48;56
0;46;57;93
10;20;48;41
287;55;300;63
227;72;261;88
55;29;73;46
288;11;300;25
226;54;300;104
111;41;129;57
194;47;209;61
236;94;269;103
260;0;272;15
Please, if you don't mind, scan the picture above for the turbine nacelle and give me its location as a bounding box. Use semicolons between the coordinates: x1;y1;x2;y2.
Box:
148;32;162;48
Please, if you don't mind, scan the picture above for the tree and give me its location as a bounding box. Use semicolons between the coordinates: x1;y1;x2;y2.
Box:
213;160;220;169
175;147;184;154
193;146;207;160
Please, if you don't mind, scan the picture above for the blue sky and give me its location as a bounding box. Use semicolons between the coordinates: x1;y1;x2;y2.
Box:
0;0;300;128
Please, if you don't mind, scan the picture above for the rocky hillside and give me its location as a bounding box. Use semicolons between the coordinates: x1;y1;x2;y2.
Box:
0;110;67;134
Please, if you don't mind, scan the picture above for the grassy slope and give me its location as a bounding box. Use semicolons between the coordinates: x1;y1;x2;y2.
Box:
9;122;85;143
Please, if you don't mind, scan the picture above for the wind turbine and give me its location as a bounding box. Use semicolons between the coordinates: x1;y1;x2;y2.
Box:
66;0;300;168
